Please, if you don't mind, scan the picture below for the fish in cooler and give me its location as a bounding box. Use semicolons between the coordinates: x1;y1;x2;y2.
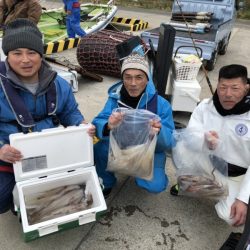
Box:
26;184;93;224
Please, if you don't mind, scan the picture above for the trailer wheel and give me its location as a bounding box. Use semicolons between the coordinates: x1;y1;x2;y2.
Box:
205;50;218;71
219;33;231;55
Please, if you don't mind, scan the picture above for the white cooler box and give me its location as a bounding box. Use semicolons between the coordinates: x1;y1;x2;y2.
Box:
169;79;201;113
10;125;106;242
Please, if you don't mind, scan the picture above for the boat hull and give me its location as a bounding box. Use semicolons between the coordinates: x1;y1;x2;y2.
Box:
39;2;117;54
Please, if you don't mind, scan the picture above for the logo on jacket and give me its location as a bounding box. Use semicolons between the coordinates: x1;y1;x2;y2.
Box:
235;124;248;136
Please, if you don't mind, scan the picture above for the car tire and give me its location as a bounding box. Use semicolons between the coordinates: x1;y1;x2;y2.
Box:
205;49;218;71
219;33;231;55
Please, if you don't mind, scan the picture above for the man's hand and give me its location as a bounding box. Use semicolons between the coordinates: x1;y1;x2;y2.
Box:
67;10;72;15
87;124;96;138
107;112;123;130
230;199;248;226
150;119;161;134
0;144;22;164
204;131;219;150
82;121;96;138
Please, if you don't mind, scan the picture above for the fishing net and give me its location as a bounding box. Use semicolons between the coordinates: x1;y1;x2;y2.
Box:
76;30;144;77
172;128;228;200
107;108;159;180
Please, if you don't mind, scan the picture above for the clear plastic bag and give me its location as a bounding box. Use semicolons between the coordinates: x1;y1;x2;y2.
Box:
107;108;159;180
172;129;229;199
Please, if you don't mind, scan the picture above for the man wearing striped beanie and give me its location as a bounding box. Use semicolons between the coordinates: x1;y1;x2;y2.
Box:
93;52;175;198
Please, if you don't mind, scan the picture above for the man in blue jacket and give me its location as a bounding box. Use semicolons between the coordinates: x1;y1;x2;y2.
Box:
0;18;95;214
93;52;175;197
63;0;86;38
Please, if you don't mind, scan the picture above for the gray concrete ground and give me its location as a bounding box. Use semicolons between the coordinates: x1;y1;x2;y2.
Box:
1;2;250;250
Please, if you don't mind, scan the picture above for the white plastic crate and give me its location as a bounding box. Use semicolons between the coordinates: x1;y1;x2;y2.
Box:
49;62;79;93
10;125;106;241
57;70;78;93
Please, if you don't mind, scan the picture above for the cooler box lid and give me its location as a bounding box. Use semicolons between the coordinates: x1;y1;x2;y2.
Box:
10;125;93;182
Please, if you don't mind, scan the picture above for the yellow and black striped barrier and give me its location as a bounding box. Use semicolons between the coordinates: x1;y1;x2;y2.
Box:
44;37;81;55
43;17;149;54
111;16;149;31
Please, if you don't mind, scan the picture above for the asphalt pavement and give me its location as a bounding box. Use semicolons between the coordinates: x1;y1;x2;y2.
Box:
1;2;250;250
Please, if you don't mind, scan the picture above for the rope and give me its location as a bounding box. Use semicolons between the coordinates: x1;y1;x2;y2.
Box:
109;35;123;43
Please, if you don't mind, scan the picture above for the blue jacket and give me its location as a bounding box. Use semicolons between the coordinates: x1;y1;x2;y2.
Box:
0;60;84;147
93;78;175;164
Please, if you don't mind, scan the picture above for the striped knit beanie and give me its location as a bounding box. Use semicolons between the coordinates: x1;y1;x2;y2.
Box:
121;52;150;80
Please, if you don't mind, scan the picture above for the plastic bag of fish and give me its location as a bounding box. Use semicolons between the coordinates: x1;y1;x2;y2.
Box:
107;108;159;180
172;129;229;199
25;184;93;225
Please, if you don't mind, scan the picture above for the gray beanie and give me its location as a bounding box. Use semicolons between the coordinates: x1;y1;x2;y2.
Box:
2;18;43;56
121;52;150;80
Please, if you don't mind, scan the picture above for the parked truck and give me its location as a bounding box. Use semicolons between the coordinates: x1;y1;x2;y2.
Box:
141;0;240;71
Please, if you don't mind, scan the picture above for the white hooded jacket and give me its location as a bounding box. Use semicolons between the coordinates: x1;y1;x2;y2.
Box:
187;98;250;204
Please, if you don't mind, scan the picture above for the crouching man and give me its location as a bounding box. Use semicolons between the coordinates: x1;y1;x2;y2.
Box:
0;18;95;214
93;52;175;197
171;64;250;227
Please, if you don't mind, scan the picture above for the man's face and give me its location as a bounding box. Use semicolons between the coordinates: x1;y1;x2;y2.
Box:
7;48;42;83
123;69;148;97
217;77;249;110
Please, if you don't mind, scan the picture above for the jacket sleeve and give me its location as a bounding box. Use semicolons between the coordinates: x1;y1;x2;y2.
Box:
237;166;250;204
155;97;175;151
27;0;42;24
92;98;116;140
55;77;84;126
188;102;205;130
0;0;6;25
186;101;207;151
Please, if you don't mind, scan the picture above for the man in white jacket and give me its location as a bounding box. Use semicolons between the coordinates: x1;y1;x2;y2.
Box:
171;64;250;227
